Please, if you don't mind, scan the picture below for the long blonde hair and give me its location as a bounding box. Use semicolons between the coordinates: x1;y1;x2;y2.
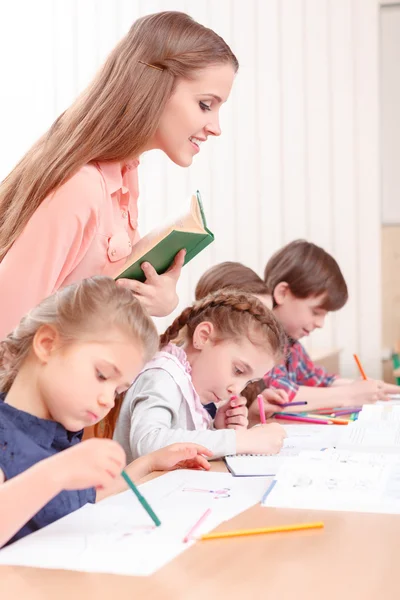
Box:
0;276;159;437
0;11;238;261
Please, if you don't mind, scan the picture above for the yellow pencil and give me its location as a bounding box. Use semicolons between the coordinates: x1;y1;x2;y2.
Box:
199;521;324;540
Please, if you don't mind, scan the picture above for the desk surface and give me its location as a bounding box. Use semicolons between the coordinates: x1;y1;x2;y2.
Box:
1;461;398;600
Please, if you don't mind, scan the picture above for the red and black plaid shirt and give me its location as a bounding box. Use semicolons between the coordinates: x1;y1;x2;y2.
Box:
264;340;337;402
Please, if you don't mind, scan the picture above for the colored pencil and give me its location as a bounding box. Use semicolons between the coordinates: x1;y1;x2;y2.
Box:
353;353;367;380
121;470;161;527
312;407;362;416
183;508;212;543
276;401;308;408
330;408;362;417
199;521;324;541
257;394;266;424
274;413;333;425
304;413;349;425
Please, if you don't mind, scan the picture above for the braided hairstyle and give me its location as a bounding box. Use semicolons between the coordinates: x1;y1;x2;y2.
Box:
160;289;287;373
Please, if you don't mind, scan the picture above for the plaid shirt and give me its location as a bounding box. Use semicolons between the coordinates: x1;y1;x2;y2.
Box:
264;340;337;402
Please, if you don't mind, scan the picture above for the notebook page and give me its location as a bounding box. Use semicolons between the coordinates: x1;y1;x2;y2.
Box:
226;425;339;476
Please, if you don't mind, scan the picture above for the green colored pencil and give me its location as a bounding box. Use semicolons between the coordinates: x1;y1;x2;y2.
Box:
121;470;161;527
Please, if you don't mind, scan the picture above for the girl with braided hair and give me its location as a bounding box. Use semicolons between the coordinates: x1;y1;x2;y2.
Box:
114;290;288;460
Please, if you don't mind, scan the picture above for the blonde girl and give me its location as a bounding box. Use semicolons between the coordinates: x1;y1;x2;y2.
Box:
0;277;211;548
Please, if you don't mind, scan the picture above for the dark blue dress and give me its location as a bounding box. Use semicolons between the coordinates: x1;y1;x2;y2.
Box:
0;393;95;546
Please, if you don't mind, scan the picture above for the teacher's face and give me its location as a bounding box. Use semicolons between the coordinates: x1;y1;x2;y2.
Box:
149;63;235;167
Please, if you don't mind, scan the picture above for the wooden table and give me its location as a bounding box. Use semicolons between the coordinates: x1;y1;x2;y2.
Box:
1;461;398;600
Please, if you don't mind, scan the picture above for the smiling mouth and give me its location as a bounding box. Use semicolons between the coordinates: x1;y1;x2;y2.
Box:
189;136;205;149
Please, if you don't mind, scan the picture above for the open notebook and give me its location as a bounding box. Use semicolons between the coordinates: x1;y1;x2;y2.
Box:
115;191;214;282
225;425;339;477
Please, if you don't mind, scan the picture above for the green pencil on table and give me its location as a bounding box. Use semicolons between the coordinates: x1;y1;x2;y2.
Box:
121;470;161;527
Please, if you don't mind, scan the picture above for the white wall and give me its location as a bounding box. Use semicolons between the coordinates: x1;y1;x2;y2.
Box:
0;0;382;377
380;3;400;225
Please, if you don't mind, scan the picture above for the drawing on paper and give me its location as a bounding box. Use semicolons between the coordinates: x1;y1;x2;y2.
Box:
182;487;231;499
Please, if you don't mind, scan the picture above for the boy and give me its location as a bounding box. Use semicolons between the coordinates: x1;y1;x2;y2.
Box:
195;241;400;419
261;239;400;412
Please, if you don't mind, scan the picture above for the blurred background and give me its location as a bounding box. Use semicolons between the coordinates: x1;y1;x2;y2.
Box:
0;0;399;379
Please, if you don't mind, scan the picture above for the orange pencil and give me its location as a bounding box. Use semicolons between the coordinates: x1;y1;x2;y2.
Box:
353;354;367;380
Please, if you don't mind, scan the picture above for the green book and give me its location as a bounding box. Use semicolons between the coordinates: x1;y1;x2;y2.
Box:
115;191;214;282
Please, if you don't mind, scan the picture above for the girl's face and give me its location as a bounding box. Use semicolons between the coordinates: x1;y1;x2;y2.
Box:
34;327;144;431
149;63;235;167
187;323;276;405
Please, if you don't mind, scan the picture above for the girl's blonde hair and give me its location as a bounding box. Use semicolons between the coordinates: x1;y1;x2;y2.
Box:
0;11;238;262
0;277;158;437
160;290;287;365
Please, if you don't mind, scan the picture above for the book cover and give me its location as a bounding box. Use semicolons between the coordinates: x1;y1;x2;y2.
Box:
115;191;214;282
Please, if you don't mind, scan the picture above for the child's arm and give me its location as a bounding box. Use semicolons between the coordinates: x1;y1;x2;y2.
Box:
120;370;237;459
0;438;125;548
0;463;62;548
118;371;287;460
285;379;399;411
96;442;214;501
255;379;397;419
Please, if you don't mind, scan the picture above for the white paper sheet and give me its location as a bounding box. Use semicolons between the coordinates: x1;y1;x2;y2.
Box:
262;448;400;514
225;424;340;476
0;470;269;576
336;421;400;452
357;404;400;424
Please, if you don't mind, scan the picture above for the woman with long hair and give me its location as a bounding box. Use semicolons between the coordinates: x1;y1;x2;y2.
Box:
0;11;238;338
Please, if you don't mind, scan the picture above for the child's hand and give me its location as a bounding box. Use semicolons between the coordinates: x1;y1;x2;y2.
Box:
214;396;248;430
236;423;287;455
148;443;213;472
347;380;389;405
49;438;126;491
248;389;289;426
379;380;400;395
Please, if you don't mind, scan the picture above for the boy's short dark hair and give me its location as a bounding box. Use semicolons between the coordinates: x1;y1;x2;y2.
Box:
264;239;348;311
195;262;269;300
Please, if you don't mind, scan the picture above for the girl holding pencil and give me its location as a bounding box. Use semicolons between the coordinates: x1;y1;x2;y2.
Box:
114;290;287;460
0;277;212;548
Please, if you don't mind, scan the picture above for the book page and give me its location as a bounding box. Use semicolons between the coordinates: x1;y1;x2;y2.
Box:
0;470;268;576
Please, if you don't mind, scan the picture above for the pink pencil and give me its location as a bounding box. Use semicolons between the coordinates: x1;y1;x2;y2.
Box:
257;394;266;424
183;508;212;543
274;413;333;425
